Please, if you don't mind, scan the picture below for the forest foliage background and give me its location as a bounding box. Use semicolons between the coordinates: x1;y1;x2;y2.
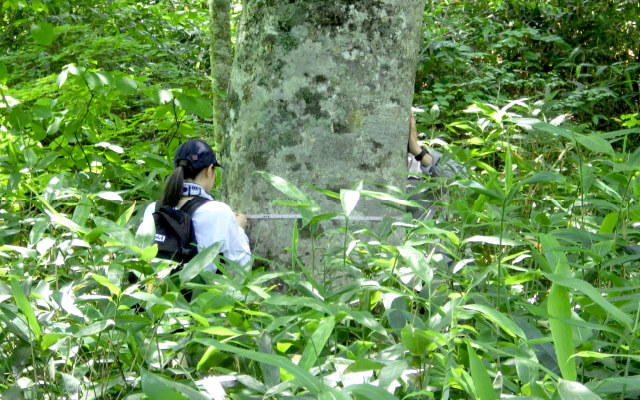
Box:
1;0;640;399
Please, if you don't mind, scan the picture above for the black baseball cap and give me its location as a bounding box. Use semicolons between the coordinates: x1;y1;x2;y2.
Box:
174;139;223;170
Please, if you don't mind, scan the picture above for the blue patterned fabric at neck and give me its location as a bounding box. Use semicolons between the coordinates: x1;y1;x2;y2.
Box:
182;182;213;201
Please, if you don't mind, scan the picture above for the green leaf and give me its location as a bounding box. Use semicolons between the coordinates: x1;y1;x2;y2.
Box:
532;121;574;141
599;212;618;234
379;360;409;389
56;68;68;88
140;244;158;262
467;343;498;400
179;242;222;284
397;245;433;285
195;338;325;395
116;77;137;94
344;384;399;400
558;379;602;400
90;274;121;296
541;234;577;381
401;325;431;356
141;370;188;400
254;171;313;204
543;273;633;329
344;358;384;373
10;279;41;340
96;192;123;202
60;373;80;400
83;226;106;243
457;180;504;200
0;60;7;84
340;189;360;217
299;316;335;371
41;333;67;351
463;304;527;340
75;319;114;337
31;22;54;46
575;133;614;156
522;172;566;185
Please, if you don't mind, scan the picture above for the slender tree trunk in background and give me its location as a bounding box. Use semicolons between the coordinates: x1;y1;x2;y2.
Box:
209;0;231;148
223;0;425;263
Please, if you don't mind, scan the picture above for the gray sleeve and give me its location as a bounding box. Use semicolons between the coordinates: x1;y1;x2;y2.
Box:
419;147;464;178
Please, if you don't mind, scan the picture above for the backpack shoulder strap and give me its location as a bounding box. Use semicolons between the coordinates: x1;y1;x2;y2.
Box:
180;196;210;216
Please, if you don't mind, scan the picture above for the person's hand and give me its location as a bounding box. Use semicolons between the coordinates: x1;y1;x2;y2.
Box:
234;213;247;229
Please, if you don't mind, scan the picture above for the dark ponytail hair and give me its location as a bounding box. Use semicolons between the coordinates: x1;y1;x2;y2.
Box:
162;160;204;207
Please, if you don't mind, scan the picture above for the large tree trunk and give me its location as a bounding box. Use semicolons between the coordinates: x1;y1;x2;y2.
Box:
223;0;425;263
208;0;231;148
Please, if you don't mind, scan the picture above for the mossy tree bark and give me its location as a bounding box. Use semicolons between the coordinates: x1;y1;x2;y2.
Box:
223;0;425;262
209;0;231;148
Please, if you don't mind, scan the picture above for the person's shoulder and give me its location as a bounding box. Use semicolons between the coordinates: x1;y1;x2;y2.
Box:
144;201;157;214
193;200;234;216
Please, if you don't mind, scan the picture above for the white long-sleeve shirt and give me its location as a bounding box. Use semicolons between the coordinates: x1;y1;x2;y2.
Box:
139;197;251;271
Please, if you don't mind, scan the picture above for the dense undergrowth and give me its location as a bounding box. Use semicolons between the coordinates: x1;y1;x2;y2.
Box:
1;0;640;399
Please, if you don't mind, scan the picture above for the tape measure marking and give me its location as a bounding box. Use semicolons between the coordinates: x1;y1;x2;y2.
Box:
246;214;385;222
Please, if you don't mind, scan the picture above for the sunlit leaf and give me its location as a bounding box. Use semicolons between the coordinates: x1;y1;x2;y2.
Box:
31;22;54;46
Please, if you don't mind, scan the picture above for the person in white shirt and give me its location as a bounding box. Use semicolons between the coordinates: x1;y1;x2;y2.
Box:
139;139;251;270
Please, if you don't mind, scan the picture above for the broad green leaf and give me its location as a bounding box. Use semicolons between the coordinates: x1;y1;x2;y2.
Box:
360;189;423;208
96;191;123;202
599;213;618;234
345;309;389;338
265;295;335;315
41;333;67;350
10;279;41;340
299;316;335;370
541;234;577;381
558;379;601;400
340;189;360;217
522;172;565;185
94;71;113;86
467;343;498;400
90;274;121;296
31;22;54;46
83;226;106;243
575;133;614;156
116;77;137;94
47;116;62;135
573;351;640;362
532;121;574;141
141;370;188;400
199;326;241;336
379;360;409;389
543;273;632;329
256;332;280;388
463;304;526;340
140;244;158;262
75;319;114;337
401;325;431;356
179;242;222;284
254;171;312;204
344;384;399;400
457;180;503;200
397;245;433;285
463;235;522;246
195;338;325;395
56;68;68;88
0;61;6;84
344;358;384;373
60;373;80;400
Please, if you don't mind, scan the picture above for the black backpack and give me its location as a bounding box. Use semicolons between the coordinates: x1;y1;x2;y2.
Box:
152;196;210;264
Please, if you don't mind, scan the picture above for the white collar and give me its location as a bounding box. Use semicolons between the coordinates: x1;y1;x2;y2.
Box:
182;182;213;201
